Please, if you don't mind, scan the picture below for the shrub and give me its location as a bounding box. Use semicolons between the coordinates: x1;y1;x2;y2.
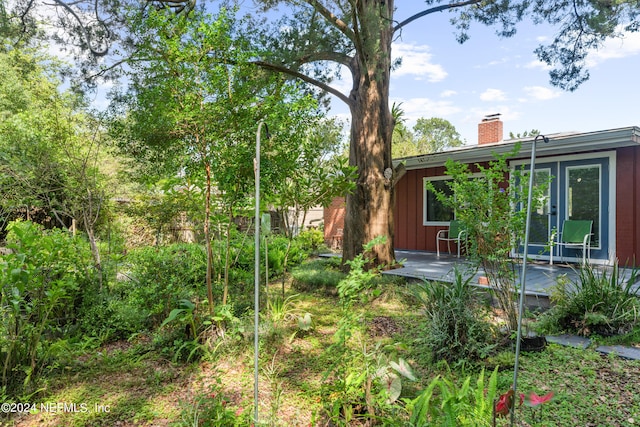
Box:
266;235;308;277
428;145;550;333
536;262;640;336
0;220;95;395
296;228;326;253
78;290;151;341
76;244;207;341
114;244;206;327
412;269;498;365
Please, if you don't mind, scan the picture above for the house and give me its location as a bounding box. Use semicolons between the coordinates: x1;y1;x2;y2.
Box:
394;114;640;266
324;197;346;249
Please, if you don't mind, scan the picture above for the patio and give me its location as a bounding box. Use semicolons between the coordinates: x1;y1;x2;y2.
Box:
382;250;639;309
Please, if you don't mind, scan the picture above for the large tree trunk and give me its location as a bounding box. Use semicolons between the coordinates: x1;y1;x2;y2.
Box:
342;1;396;268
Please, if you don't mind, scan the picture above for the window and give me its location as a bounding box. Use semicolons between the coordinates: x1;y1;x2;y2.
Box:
518;167;553;245
423;177;454;225
566;164;600;245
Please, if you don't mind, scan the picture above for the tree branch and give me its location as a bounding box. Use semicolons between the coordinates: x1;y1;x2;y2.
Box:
252;60;352;107
306;0;355;42
49;0;111;56
294;51;352;68
394;0;483;33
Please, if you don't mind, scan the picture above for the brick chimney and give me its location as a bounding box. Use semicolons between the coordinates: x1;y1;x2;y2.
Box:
478;113;503;145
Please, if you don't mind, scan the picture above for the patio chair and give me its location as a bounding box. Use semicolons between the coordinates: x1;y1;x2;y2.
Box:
550;220;593;265
332;228;343;250
436;220;467;257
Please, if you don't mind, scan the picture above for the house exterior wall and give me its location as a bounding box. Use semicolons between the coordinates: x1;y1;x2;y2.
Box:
616;146;640;265
395;147;640;267
324;196;346;248
394;161;503;252
394;166;448;251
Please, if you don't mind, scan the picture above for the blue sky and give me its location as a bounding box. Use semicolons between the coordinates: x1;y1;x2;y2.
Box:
327;6;640;145
75;3;640;146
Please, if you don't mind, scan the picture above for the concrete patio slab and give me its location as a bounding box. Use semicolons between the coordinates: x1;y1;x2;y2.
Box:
595;345;640;360
546;334;592;349
322;249;639;309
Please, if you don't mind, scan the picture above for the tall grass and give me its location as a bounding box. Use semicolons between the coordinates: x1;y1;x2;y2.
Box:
411;269;498;366
538;262;640;336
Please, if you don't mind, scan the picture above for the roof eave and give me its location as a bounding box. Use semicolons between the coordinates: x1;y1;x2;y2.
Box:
394;126;640;170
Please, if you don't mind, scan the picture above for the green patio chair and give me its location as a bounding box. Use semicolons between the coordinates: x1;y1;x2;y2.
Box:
436;219;467;257
550;220;593;265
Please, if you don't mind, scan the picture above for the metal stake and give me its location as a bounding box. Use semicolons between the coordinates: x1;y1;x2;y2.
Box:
511;134;548;425
254;120;268;424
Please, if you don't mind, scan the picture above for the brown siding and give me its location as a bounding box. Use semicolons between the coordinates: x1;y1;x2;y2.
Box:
394;162;512;252
394;166;449;251
616;147;640;266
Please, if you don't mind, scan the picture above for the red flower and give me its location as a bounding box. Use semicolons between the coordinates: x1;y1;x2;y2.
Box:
526;391;554;407
495;389;525;417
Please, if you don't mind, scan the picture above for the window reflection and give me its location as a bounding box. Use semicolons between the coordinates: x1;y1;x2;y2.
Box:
567;165;600;245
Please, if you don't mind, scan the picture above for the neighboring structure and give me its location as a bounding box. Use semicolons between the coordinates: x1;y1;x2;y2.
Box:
394;114;640;266
324;196;346;249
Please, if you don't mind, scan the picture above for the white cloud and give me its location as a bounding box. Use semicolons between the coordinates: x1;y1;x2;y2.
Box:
524;58;552;70
391;42;447;82
586;30;640;66
480;88;508;102
392;97;462;123
474;57;510;69
522;85;562;101
440;90;457;98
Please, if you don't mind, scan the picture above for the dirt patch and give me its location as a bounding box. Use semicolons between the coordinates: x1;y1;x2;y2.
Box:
368;316;401;337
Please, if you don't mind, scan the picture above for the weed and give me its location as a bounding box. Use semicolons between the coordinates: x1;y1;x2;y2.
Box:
262;354;284;426
319;237;415;425
176;378;245;427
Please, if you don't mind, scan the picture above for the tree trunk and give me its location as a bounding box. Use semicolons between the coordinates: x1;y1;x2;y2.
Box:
222;206;232;306
204;161;214;316
342;0;396;268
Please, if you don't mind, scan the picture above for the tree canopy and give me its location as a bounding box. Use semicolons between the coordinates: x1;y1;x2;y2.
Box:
7;0;640;267
393;117;465;158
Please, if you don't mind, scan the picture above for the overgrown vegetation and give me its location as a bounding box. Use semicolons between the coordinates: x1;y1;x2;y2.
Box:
412;269;498;366
2;8;640;425
428;145;550;333
0;221;95;395
536;263;640;337
3;246;639;426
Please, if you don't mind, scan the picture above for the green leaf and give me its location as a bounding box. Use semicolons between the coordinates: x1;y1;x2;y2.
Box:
161;308;186;328
389;358;417;381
